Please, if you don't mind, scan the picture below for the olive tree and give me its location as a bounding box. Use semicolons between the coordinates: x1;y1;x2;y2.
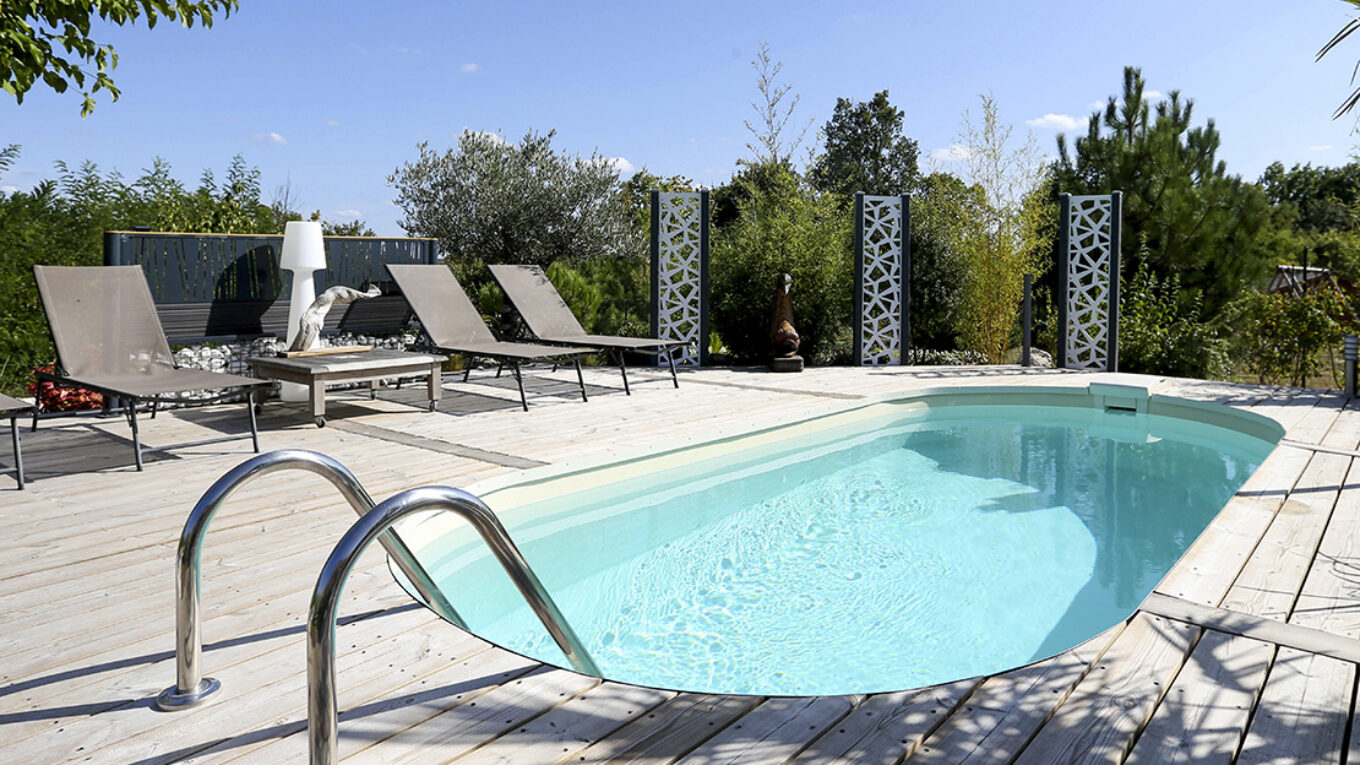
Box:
388;130;642;285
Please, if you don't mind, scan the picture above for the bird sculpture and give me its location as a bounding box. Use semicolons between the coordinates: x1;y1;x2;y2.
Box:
288;283;382;352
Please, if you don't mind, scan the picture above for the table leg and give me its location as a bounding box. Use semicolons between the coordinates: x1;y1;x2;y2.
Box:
428;362;442;411
310;377;327;427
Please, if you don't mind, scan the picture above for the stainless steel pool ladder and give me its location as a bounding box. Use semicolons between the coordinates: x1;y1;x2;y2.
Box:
157;449;600;713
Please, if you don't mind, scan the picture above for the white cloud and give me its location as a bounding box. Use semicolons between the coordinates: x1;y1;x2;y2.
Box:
335;209;362;219
392;46;423;55
459;128;508;146
461;62;479;74
323;117;338;127
1310;144;1334;151
251;131;288;145
1089;100;1106;110
1025;113;1086;131
931;143;972;162
602;157;634;175
1143;90;1164;101
0;184;17;194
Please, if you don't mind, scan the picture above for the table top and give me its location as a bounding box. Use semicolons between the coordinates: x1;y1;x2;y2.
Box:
0;393;32;414
246;348;446;375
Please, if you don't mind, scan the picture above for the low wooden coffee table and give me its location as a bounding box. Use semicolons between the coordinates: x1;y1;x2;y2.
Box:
247;348;447;427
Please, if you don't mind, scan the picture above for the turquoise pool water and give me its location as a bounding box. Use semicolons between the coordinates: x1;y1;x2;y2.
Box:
402;398;1278;696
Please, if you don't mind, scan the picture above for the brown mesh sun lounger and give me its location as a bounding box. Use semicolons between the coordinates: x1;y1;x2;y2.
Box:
488;264;686;395
386;264;592;411
32;265;269;471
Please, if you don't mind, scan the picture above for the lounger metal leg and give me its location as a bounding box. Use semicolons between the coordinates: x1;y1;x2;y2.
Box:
462;366;472;383
496;363;504;379
574;359;588;403
127;399;144;471
615;349;631;395
151;399;158;419
9;415;21;490
511;362;528;412
31;403;39;433
666;345;680;388
246;391;260;453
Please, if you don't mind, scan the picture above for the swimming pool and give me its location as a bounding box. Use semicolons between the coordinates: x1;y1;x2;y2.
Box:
393;384;1281;696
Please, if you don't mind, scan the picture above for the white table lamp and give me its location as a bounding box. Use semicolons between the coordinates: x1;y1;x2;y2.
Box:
279;221;327;400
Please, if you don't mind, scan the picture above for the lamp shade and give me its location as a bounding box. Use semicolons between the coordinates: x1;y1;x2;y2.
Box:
279;221;327;271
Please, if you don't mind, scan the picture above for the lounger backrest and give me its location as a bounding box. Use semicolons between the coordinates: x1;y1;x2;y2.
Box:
33;265;176;377
488;264;587;339
386;264;498;346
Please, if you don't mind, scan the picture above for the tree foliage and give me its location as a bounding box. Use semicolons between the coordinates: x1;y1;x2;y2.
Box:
710;162;853;365
1052;66;1275;315
388;130;642;285
1316;0;1360;122
1118;258;1229;379
1;0;237;116
944;96;1055;364
742;42;812;168
1226;288;1348;387
1260;161;1360;234
0;148;289;394
809;89;921;200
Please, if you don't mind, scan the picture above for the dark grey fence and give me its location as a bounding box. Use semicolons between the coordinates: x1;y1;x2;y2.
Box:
104;231;439;343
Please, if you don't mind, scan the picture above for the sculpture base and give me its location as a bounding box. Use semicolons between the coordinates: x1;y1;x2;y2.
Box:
770;355;804;373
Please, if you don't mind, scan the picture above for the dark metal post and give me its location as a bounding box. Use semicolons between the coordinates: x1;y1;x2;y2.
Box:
1022;274;1033;367
648;190;661;341
1056;194;1071;369
699;189;711;366
1108;191;1123;373
852;192;865;364
1346;334;1358;398
901;195;912;365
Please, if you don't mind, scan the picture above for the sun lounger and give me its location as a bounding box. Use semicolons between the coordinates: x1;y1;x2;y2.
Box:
32;265;269;471
488;264;686;394
386;264;592;411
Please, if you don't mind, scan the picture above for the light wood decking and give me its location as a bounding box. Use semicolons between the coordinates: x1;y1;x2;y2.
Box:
1;365;1357;763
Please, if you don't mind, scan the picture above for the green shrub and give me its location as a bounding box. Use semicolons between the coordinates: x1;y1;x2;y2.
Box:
710;163;853;365
1119;261;1230;379
1226;288;1348;386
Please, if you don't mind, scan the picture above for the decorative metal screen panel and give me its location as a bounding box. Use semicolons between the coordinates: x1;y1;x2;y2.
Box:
1063;194;1119;370
650;191;708;367
855;195;907;365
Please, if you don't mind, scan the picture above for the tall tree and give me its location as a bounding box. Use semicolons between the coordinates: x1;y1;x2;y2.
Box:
1;1;237;116
810;90;921;199
1052;66;1276;314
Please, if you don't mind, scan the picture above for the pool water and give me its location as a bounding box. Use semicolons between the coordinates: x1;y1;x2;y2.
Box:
401;399;1277;696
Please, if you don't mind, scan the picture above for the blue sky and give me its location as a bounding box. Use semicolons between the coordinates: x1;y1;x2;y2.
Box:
5;0;1360;235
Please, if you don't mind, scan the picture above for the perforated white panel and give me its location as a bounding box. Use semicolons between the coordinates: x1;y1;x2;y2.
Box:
1065;194;1113;370
656;192;703;367
858;196;903;365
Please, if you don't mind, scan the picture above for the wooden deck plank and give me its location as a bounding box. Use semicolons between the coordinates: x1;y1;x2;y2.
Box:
910;625;1125;764
1236;647;1352;765
1012;614;1199;764
1123;629;1274;764
672;696;854;765
456;681;674;764
1289;457;1360;639
1220;451;1349;621
793;677;977;764
568;694;763;764
342;667;600;764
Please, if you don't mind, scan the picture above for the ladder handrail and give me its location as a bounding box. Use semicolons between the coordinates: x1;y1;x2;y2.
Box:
156;449;468;711
309;486;602;765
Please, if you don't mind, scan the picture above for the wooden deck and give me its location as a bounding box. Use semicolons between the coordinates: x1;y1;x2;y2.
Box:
2;365;1358;763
